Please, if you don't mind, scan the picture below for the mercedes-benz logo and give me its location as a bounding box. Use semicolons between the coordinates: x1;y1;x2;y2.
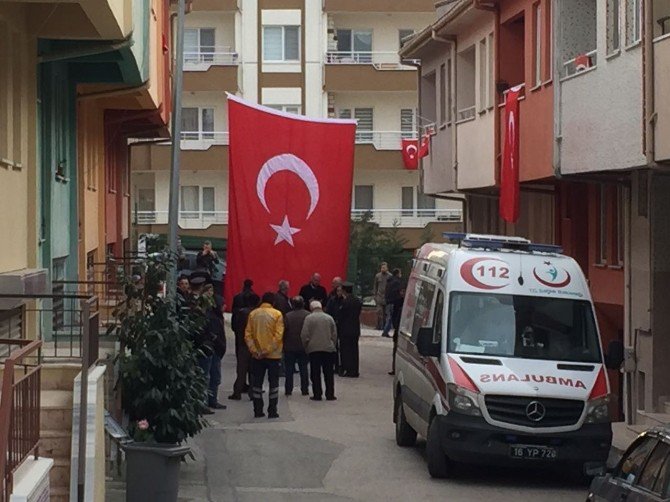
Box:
525;401;546;422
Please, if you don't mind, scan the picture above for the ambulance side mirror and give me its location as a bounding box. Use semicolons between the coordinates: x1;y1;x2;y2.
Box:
605;340;624;370
417;327;441;357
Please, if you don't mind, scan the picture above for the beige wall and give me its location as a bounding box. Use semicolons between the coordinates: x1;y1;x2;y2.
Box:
0;6;37;274
185;11;236;50
654;36;670;162
331;91;416;130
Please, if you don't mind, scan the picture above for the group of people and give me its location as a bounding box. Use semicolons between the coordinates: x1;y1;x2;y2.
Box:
229;273;362;419
373;262;406;375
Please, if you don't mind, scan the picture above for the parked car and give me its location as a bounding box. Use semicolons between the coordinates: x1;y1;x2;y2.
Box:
586;424;670;501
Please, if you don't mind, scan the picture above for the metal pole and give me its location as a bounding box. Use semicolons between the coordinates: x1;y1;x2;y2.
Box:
77;299;90;502
167;0;187;300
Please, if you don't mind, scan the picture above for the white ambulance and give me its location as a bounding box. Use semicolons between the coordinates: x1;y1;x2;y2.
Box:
393;234;623;478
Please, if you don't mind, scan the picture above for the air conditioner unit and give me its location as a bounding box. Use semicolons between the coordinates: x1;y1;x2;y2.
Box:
0;268;49;310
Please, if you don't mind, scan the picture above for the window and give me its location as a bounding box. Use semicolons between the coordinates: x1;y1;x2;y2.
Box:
607;0;621;55
440;63;447;123
401;186;414;216
399;29;415;48
181;107;214;139
346;108;373;142
433;290;445;345
52;258;67;332
401;109;415;139
266;104;302;115
184;28;215;62
336;29;372;62
598;185;608;264
447;57;454;120
614;186;626;266
534;3;542;86
180;186;214;219
456;46;476;121
0;307;24;353
263;26;300;62
616;437;657;485
410;280;436;343
626;0;642;46
421;71;437;123
637;441;670;494
417;191;436;217
203;187;215;217
478;39;487;111
353;185;373;211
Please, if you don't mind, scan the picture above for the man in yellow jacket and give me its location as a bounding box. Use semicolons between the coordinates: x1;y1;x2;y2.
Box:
244;292;285;418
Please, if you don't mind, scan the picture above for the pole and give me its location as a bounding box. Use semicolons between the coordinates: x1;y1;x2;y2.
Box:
167;0;187;300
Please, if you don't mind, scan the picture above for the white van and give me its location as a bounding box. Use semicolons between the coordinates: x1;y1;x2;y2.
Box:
393;234;623;478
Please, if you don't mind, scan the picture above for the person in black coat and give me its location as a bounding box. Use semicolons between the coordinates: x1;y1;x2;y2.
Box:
206;295;227;409
337;283;362;378
382;269;402;337
299;273;328;309
273;280;292;315
229;292;260;400
231;279;254;329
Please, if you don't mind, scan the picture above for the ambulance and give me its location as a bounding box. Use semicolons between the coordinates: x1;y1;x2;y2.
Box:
393;234;624;478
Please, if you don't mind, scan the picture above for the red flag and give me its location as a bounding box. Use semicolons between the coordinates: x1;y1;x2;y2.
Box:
401;138;419;170
225;95;356;307
419;134;430;158
499;86;522;223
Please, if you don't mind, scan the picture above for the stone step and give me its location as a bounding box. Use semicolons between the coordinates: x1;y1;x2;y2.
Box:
40;430;71;458
40;363;81;391
49;457;70;490
40;390;73;431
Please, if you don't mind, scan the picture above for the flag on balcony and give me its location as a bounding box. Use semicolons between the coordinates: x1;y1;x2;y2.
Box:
225;95;356;307
419;134;430;158
499;85;523;223
401;138;420;170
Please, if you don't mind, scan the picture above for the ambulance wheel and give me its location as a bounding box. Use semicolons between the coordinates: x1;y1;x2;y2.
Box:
395;393;417;447
426;417;449;479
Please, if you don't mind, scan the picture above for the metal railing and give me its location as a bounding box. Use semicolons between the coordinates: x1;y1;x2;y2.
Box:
562;49;598;78
180;131;229;149
355;131;416;150
456;106;476;123
326;51;418;69
0;338;42;502
135;210;228;228
183;46;238;67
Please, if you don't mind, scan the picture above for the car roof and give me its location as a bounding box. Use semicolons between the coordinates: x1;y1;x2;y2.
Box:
646;424;670;441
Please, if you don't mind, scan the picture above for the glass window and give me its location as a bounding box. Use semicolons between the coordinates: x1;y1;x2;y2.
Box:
534;3;542;86
182;108;198;139
652;444;670;496
411;281;436;343
338;108;352;120
336;29;352;52
200;28;215;59
598;185;608;264
447;293;602;362
638;441;670;493
607;0;621;54
478;39;487;111
626;0;642;46
354;185;373;211
201;108;214;139
184;29;199;61
433;290;445;345
402;186;414;217
354;108;373;142
448;57;454;120
616;437;658;485
263;26;301;61
401;109;415;139
417;191;436;217
266;104;302;115
399;29;414;48
440;62;448;123
336;29;372;62
203;187;215;217
284;26;300;60
180;186;199;218
487;34;494;107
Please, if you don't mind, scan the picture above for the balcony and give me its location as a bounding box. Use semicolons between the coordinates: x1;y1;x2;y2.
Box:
180;131;229;150
355;131;414;150
324;0;435;12
135;211;228;229
184;65;238;92
561;50;598;80
324;52;418;91
184;47;238;71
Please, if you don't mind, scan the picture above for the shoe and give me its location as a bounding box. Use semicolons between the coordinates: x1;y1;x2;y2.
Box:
254;412;266;418
326;396;337;401
388;371;395;376
202;408;215;415
310;396;323;401
268;411;279;419
381;333;391;338
242;385;250;392
228;394;241;401
285;391;292;396
210;403;227;409
301;391;309;396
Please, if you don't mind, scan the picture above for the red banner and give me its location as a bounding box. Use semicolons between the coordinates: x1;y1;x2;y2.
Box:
225;95;356;307
401;138;419;170
419;134;430;158
500;86;522;223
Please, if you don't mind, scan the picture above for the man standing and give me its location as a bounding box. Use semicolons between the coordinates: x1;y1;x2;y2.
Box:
245;292;284;418
373;262;390;330
283;296;310;396
229;292;259;400
337;283;362;378
299;273;328;308
196;240;220;276
325;277;343;318
206;293;227;410
232;279;255;326
382;268;402;338
176;274;191;308
301;301;338;401
273;280;292;315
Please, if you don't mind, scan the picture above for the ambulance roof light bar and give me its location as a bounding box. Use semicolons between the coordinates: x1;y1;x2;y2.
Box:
443;233;563;254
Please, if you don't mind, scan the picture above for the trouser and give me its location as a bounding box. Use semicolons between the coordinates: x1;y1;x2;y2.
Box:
250;358;280;415
382;304;395;335
208;353;222;407
197;354;213;405
309;352;335;399
233;335;251;396
283;351;309;394
376;303;385;330
339;336;359;376
391;329;399;373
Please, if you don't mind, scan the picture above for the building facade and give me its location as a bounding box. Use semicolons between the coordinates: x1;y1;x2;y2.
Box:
130;0;463;255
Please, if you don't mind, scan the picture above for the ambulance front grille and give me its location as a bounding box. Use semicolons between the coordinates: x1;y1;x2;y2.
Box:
484;395;584;428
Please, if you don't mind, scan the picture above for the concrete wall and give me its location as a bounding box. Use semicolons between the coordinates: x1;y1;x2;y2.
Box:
654;36;670;162
185;11;236;50
559;0;646;175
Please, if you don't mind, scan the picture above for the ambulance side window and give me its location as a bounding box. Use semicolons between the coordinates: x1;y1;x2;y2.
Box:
433;290;444;345
411;280;436;344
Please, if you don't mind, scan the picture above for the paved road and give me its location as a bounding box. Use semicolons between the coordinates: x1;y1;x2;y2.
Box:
171;329;590;502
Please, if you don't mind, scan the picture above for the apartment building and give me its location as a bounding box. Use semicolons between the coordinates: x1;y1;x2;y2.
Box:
130;0;463;254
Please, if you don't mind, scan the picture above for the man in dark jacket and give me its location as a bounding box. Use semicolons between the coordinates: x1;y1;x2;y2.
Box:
282;296;310;396
325;277;343;318
299;273;328;308
273;280;292;315
337;283;362;377
382;268;402;338
206;295;227;409
229;292;260;400
231;279;254;329
196;240;220;276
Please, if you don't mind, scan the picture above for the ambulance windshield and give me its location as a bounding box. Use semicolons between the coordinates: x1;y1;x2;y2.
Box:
447;292;602;363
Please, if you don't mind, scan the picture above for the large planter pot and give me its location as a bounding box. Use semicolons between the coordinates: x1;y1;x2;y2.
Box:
122;442;190;502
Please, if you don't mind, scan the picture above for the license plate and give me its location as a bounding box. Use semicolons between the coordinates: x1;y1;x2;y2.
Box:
509;444;557;460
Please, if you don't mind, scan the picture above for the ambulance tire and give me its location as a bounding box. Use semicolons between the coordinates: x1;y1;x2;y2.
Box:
426;417;449;479
395;393;417;447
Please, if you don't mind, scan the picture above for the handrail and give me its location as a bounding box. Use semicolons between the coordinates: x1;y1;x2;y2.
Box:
325;50;418;67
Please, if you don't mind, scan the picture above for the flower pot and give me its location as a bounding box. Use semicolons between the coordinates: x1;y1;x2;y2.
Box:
122;442;190;502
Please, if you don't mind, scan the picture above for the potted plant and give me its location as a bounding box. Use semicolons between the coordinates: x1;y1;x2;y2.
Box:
110;252;208;502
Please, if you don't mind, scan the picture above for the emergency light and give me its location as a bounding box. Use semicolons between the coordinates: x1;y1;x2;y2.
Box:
443;233;563;254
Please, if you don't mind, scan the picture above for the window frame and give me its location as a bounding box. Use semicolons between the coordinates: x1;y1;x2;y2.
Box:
266;104;302;115
606;0;621;56
179;185;216;219
401;186;415;217
181;107;215;139
533;2;542;87
263;25;301;62
597;185;608;265
400;108;416;139
184;28;216;62
625;0;642;47
353;184;374;211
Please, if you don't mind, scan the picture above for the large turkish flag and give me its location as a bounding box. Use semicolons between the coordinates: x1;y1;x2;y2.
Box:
224;95;356;307
499;85;522;223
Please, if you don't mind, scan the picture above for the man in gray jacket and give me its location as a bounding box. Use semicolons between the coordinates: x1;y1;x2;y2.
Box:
301;301;337;401
283;296;310;396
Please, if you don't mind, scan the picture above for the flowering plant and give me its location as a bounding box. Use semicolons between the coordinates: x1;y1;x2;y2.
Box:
131;419;155;442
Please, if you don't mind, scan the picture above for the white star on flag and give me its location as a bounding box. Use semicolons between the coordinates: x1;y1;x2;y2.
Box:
270;215;301;246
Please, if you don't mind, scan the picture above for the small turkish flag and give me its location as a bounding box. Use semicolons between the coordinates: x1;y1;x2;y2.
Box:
401;138;420;170
500;85;523;223
419;134;430;158
225;95;356;307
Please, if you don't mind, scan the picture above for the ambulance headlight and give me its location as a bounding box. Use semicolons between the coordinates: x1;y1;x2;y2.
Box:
584;396;610;424
447;383;481;416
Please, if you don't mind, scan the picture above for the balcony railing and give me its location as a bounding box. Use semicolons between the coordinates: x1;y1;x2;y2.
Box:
326;51;418;69
134;208;462;229
180;131;229;149
355;131;416;150
455;106;476;123
184;46;238;68
562;49;598;79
